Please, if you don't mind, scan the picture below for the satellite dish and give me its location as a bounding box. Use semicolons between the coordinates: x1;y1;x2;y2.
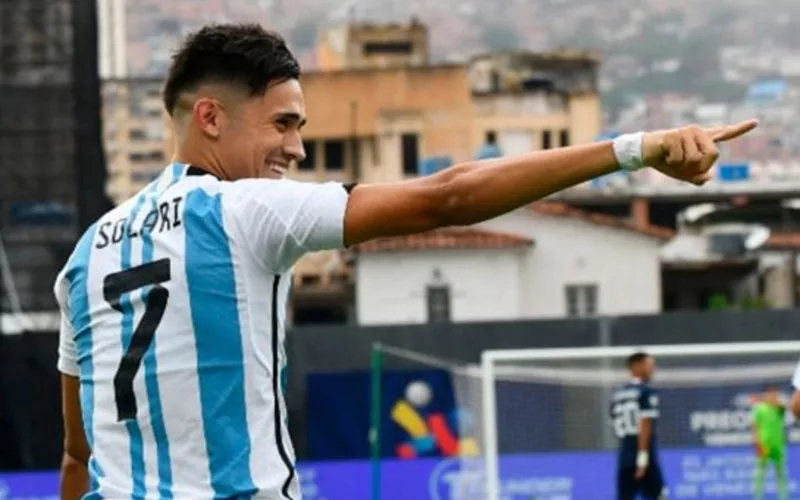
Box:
745;225;771;250
681;203;724;224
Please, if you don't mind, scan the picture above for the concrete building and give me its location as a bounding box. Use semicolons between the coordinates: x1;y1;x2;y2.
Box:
317;19;430;71
102;78;172;205
97;0;128;79
355;203;668;325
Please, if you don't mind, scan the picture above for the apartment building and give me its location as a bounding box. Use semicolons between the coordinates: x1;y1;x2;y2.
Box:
102;78;172;205
100;21;602;324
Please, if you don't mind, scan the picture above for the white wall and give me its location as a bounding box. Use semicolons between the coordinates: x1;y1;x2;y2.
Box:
480;210;663;318
356;249;523;325
355;209;664;325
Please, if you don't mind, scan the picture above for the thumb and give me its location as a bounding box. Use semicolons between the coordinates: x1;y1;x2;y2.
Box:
707;119;759;143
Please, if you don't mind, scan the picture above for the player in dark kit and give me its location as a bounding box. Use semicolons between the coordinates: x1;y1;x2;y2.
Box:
610;352;666;500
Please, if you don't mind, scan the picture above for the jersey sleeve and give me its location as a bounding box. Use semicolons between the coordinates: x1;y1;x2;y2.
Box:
54;271;79;377
638;386;659;419
228;179;350;274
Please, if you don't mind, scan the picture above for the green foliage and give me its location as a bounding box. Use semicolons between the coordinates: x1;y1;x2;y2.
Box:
708;294;730;310
707;293;771;311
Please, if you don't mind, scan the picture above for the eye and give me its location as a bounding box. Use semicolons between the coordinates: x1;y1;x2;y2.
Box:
275;118;290;132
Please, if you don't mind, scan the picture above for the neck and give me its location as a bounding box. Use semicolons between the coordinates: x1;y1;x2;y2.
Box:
172;131;232;180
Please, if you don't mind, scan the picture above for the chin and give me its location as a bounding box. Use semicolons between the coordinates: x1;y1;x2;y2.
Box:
260;169;285;180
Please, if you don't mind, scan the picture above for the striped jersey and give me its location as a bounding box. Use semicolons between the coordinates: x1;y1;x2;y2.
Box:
54;163;349;499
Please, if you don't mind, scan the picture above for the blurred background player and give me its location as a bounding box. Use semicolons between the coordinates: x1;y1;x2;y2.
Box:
752;384;789;500
610;352;666;500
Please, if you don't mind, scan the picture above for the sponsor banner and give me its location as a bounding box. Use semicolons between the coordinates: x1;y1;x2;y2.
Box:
2;446;797;500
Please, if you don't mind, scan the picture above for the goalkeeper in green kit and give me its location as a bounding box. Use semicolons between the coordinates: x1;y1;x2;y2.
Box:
752;384;790;500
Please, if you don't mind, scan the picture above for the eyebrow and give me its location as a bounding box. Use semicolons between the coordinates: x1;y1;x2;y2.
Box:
275;112;307;127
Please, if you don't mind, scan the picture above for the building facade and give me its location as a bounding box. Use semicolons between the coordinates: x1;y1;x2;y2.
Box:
102;78;172;204
356;204;667;325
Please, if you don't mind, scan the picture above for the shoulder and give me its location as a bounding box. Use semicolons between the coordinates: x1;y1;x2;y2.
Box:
219;178;349;220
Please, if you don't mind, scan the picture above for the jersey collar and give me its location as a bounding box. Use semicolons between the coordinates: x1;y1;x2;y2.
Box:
185;165;220;179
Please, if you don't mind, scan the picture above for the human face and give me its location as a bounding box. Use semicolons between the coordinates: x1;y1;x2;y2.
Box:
765;388;782;405
641;356;656;382
218;79;307;180
633;356;656;382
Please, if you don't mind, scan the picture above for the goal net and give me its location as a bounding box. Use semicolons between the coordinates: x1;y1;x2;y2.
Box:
478;341;800;500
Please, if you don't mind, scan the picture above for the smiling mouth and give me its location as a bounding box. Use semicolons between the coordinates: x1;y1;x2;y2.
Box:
265;162;288;177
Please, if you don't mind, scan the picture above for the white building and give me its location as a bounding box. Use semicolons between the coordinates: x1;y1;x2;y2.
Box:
355;203;669;325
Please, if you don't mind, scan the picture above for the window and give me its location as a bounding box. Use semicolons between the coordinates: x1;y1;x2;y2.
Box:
559;129;570;147
401;133;419;176
129;129;147;141
565;284;598;317
542;130;552;150
351;138;360;174
300;140;316;170
324;140;345;170
128;150;164;163
363;41;412;55
147;150;165;162
427;285;451;323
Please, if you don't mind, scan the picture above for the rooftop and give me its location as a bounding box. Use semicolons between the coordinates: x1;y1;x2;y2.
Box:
356;227;534;253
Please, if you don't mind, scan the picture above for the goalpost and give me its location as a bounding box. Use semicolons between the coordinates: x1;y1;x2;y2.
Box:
480;341;800;500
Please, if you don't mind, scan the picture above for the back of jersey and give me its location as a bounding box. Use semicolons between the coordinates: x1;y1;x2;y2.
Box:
57;165;237;498
55;164;349;499
609;381;660;469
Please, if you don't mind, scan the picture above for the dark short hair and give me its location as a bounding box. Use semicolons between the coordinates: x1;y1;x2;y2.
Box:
627;351;650;368
163;23;301;116
764;383;781;392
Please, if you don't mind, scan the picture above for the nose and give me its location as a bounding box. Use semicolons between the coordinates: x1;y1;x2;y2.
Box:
284;130;306;164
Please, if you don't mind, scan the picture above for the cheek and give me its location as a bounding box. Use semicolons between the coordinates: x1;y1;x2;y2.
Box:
262;128;285;151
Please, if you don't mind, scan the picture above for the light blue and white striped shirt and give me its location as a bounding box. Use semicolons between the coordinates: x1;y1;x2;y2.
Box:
54;163;348;499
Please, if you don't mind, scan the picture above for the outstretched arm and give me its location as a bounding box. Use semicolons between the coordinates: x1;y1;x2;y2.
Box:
343;121;757;246
235;121;757;272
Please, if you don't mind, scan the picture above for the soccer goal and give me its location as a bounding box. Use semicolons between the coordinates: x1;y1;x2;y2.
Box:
479;341;800;500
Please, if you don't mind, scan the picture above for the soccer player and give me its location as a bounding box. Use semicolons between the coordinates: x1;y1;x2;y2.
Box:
610;352;665;500
55;23;756;500
752;384;789;500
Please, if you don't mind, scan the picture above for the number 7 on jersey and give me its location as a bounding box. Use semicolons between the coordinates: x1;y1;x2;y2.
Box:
103;258;171;422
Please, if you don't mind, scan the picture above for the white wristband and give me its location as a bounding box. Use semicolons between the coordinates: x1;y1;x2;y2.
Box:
613;132;646;171
636;450;649;469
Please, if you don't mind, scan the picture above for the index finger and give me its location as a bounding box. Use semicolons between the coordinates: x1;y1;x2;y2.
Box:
707;119;759;143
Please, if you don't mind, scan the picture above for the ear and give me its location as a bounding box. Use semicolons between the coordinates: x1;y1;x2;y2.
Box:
193;98;225;139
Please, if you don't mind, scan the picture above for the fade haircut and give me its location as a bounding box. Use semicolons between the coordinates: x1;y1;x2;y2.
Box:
163;23;301;116
627;351;650;369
